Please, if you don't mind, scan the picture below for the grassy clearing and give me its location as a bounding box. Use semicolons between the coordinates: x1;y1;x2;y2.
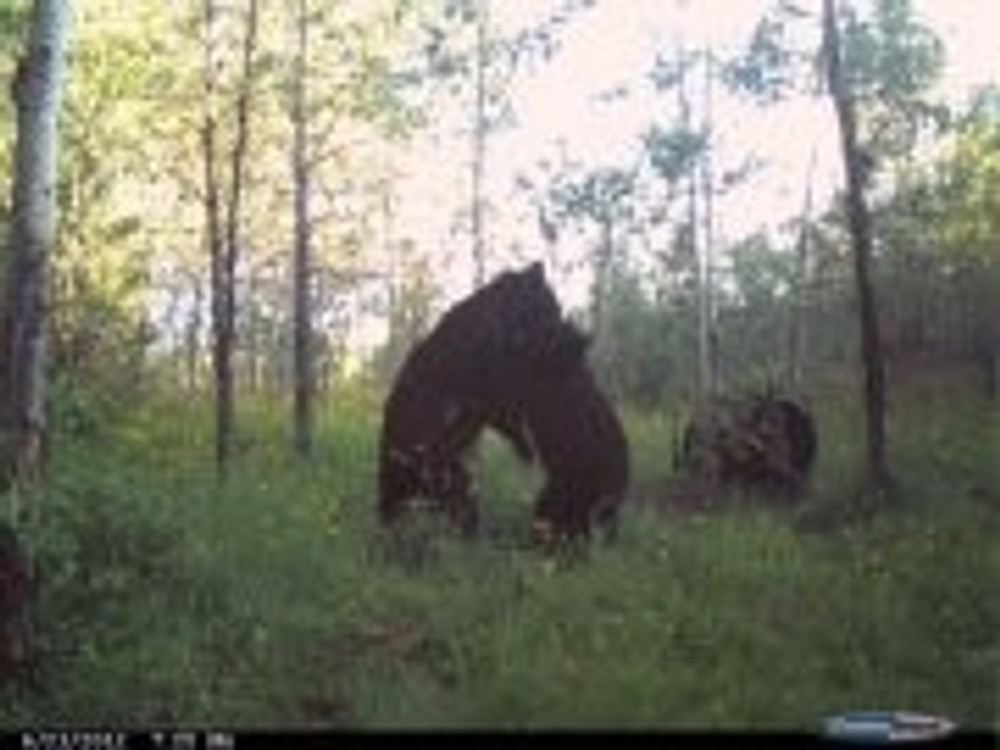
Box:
0;382;996;729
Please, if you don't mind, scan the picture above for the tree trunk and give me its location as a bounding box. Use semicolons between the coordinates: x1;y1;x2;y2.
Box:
201;0;229;474
203;0;259;477
244;273;259;394
789;146;818;385
470;0;489;288
822;0;891;490
976;262;999;400
1;0;71;501
699;47;718;397
290;0;313;457
677;45;712;403
590;216;613;345
185;276;203;392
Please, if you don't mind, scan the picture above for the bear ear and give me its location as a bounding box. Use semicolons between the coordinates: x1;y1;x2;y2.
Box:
526;260;545;280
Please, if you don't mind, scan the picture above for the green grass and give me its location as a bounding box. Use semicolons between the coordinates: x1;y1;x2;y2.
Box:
0;381;996;730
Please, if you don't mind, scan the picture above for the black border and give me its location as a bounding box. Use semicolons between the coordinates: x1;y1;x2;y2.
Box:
2;730;996;750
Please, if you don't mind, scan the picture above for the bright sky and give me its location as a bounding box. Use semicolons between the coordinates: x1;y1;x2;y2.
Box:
352;0;999;355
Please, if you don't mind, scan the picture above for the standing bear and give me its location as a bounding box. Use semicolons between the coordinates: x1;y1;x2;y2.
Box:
508;321;630;542
377;262;577;534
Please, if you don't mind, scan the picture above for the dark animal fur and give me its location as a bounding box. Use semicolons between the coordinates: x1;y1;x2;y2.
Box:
377;262;572;533
512;324;630;542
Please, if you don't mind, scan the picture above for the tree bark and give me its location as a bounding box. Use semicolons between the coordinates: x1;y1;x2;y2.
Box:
789;146;818;385
590;216;613;345
290;0;313;456
1;0;71;500
203;0;259;477
677;45;712;403
822;0;892;490
976;264;999;400
470;0;489;288
699;47;718;397
201;0;229;474
185;275;203;392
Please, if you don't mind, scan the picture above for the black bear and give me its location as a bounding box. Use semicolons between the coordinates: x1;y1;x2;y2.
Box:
378;262;575;534
508;322;630;542
680;391;817;498
746;395;817;494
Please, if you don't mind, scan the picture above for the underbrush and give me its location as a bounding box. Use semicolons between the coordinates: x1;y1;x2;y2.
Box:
0;385;995;729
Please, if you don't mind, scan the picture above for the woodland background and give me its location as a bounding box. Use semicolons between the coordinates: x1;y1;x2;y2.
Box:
0;0;997;730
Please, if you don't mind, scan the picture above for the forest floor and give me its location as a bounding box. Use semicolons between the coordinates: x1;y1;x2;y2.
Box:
1;373;997;730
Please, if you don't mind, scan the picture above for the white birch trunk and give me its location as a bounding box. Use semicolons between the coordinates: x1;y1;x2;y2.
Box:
2;0;71;497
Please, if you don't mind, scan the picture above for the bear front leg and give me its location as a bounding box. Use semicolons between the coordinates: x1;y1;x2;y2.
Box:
434;460;480;536
377;447;424;527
